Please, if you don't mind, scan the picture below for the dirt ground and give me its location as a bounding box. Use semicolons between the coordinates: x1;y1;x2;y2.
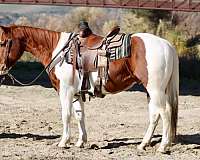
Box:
1;84;200;160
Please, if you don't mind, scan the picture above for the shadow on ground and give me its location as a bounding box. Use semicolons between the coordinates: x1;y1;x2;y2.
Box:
90;134;200;150
177;134;200;146
100;137;141;149
94;135;162;150
0;132;60;140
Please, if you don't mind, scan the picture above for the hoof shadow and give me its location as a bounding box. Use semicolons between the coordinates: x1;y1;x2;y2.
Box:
101;137;141;149
177;134;200;145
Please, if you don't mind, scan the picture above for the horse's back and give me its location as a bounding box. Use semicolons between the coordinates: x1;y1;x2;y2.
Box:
132;33;177;92
132;33;175;56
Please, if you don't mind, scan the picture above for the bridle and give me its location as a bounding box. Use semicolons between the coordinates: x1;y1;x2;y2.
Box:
0;32;79;87
0;34;13;86
0;31;13;72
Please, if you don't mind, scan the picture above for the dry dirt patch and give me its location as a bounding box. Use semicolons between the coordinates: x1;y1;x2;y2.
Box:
0;85;200;159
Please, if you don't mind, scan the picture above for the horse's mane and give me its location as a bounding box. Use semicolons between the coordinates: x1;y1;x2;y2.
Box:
9;24;59;34
9;25;61;51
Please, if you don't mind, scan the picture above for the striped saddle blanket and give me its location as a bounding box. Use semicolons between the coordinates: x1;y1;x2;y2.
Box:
107;33;132;61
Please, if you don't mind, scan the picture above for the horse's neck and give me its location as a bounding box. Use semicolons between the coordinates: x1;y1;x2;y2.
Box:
19;27;60;66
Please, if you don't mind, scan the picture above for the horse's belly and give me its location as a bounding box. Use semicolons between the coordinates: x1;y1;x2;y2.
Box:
104;59;138;93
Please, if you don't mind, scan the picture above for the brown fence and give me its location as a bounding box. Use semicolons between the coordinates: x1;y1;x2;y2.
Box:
0;0;200;12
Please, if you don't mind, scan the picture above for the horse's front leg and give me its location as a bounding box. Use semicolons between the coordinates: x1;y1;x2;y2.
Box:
73;99;87;147
58;82;73;148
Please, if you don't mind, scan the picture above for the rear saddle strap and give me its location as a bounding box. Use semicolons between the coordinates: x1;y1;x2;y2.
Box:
80;72;91;102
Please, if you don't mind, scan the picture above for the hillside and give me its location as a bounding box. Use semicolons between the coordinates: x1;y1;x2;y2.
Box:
0;4;71;25
0;4;69;14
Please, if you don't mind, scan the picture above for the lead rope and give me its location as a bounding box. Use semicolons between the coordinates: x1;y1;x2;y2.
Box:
7;71;46;86
4;33;77;86
6;72;80;104
0;75;6;86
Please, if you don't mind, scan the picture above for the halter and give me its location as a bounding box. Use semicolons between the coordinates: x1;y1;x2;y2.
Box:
1;32;79;87
0;31;13;71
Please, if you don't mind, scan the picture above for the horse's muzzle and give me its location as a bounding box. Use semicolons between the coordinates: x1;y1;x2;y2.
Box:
0;64;9;75
0;70;9;76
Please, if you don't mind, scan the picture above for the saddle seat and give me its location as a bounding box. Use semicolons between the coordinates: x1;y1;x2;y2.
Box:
89;26;124;50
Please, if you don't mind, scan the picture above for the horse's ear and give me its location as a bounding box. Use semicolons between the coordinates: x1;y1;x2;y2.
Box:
0;26;11;34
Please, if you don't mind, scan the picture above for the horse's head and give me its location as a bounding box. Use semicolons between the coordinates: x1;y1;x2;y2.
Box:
0;26;24;75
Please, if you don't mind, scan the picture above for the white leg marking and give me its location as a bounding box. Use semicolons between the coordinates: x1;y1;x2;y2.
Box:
157;101;171;153
138;90;171;153
58;82;73;148
73;99;87;147
138;100;160;151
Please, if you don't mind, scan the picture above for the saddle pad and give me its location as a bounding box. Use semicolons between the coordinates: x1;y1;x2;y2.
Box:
109;33;132;61
107;33;125;49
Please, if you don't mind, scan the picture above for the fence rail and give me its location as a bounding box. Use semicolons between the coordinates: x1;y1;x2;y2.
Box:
0;0;200;12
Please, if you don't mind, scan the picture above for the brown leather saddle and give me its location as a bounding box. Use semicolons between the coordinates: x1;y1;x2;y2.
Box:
78;26;127;100
89;26;124;50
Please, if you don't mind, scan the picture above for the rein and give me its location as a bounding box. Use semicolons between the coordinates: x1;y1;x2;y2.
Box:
2;33;78;86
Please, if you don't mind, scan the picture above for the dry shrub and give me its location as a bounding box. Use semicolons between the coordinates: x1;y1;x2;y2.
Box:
15;16;31;26
62;7;107;34
102;20;119;35
45;16;64;31
120;11;154;34
174;12;200;37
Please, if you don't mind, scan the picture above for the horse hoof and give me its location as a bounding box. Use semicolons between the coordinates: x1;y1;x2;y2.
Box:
58;142;66;148
58;139;70;148
75;141;84;148
137;144;146;151
157;146;167;153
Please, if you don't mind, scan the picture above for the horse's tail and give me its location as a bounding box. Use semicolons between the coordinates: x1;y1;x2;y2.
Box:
166;47;179;143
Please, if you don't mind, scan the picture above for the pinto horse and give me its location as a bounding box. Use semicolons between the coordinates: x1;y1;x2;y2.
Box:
0;25;179;153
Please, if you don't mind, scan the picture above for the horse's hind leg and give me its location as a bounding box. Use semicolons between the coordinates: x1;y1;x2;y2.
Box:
137;95;160;151
138;90;171;153
157;101;172;153
58;83;73;148
149;91;172;153
73;99;87;147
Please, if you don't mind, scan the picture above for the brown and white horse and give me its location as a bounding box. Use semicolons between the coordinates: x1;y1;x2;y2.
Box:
0;25;179;153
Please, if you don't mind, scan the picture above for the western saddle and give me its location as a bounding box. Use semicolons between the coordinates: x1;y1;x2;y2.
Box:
77;26;128;101
57;26;127;101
